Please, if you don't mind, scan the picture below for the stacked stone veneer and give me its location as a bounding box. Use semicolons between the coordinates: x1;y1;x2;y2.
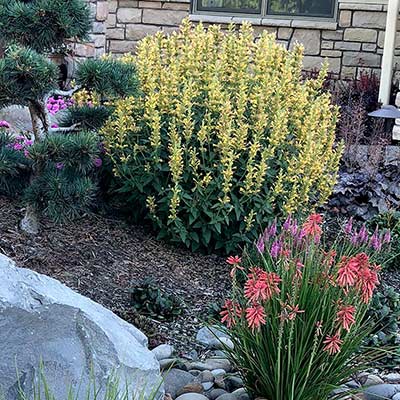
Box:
84;0;400;80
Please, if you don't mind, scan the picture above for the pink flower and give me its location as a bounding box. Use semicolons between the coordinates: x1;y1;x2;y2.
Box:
227;256;244;278
220;299;242;328
337;255;363;287
55;162;64;170
244;269;281;303
0;120;10;128
357;265;380;304
323;332;343;355
302;213;323;238
13;143;23;151
227;256;242;265
51;123;59;129
246;304;266;331
336;305;356;332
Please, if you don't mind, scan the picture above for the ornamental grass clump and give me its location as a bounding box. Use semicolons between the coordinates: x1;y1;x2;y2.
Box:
103;20;343;254
220;214;390;400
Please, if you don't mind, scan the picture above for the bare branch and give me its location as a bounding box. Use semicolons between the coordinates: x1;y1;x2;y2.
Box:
49;123;81;133
51;85;81;97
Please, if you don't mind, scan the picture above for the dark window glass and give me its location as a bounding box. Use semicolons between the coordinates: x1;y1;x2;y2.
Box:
268;0;335;17
197;0;261;14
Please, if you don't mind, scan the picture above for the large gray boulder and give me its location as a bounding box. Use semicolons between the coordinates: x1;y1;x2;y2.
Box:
0;254;163;400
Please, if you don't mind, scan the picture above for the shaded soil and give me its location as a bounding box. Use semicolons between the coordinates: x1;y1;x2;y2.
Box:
0;196;230;352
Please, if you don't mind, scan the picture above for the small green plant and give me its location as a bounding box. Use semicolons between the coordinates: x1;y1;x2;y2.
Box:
129;278;182;321
14;362;163;400
366;284;400;368
219;214;388;400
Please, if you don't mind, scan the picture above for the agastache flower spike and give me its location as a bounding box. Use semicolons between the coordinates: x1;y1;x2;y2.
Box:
383;230;391;244
344;217;353;235
256;235;265;254
268;220;277;237
270;240;281;258
358;224;369;244
369;228;382;251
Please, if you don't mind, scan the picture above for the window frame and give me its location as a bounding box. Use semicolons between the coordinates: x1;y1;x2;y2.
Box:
192;0;338;20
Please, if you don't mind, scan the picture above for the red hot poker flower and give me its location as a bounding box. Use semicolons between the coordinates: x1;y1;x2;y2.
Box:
357;266;380;304
337;256;359;287
220;299;242;328
336;305;356;331
227;256;242;265
302;213;323;238
246;304;266;331
323;332;343;355
244;269;281;303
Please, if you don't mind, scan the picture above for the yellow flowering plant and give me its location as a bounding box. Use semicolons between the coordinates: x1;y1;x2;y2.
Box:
102;19;343;254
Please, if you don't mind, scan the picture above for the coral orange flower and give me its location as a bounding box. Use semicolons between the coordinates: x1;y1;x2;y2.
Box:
246;304;266;331
323;332;343;355
357;266;380;304
336;305;356;331
302;213;323;237
337;256;358;287
220;299;242;328
244;269;281;303
227;256;242;265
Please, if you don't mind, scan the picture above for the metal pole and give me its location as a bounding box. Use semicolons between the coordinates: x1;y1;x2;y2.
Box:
379;0;400;105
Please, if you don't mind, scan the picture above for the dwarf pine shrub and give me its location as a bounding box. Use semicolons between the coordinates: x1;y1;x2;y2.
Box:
103;20;343;254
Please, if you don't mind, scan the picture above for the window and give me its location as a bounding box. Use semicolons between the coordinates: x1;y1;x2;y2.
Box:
194;0;336;18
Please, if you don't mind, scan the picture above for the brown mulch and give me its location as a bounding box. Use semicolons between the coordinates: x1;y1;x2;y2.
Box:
0;196;230;352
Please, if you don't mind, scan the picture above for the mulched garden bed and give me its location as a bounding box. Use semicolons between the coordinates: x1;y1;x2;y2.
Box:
0;196;230;352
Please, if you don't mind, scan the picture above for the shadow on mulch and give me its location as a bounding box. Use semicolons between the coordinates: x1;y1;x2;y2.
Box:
0;196;230;351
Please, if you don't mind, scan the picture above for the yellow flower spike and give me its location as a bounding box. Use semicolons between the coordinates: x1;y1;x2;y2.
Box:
102;19;343;252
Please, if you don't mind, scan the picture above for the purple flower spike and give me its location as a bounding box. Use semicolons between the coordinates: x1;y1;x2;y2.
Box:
290;221;299;236
256;235;265;254
268;220;277;237
344;218;353;235
262;227;270;242
383;230;391;244
358;224;369;244
370;228;382;251
270;240;281;258
55;162;64;170
283;215;292;230
350;232;359;246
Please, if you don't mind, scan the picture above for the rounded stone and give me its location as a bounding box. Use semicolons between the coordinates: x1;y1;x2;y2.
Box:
208;389;228;400
199;371;215;383
215;394;236;400
163;369;197;399
363;384;398;400
361;375;384;387
176;383;204;397
175;394;209;400
232;388;249;400
211;369;226;377
385;373;400;383
151;344;174;360
202;382;214;391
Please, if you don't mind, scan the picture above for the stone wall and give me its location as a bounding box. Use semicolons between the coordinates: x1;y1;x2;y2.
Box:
88;0;400;80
